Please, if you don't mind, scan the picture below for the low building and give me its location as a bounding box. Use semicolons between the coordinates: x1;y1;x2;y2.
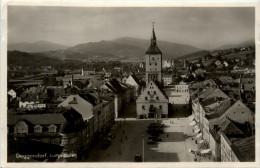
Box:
136;80;168;118
8;107;88;161
162;74;173;86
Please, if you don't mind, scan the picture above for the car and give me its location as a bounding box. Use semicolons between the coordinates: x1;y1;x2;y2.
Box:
147;140;157;145
134;154;142;162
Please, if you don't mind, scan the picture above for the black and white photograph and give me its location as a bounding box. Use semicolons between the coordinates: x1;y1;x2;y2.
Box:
2;2;259;166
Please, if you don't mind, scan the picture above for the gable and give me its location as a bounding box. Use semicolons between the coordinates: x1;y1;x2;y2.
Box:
58;95;93;120
137;81;168;103
125;75;139;86
217;100;254;125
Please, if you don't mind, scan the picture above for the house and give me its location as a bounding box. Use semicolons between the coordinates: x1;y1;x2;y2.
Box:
223;61;229;67
58;94;105;141
7;107;88;161
215;60;223;68
175;81;189;92
162;74;173;86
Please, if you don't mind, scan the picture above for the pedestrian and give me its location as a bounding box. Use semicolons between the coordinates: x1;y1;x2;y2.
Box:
121;138;122;143
126;135;127;140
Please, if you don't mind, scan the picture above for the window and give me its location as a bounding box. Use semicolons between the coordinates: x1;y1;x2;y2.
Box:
49;124;57;133
142;105;145;110
156;97;159;100
148;91;150;95
159;105;162;109
145;97;148;100
154;91;156;94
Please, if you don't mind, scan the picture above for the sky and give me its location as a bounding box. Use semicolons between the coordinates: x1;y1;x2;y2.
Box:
8;6;255;50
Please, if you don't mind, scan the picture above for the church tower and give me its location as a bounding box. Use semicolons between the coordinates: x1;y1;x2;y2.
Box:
136;23;169;119
145;23;162;85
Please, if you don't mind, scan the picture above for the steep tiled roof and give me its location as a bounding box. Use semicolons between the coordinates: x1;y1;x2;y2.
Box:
205;99;232;119
231;136;255;162
146;45;162;55
7;107;78;126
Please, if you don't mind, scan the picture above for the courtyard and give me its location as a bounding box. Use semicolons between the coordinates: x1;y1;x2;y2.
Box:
83;117;199;162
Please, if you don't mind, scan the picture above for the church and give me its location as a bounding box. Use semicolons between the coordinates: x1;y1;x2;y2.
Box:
136;25;169;119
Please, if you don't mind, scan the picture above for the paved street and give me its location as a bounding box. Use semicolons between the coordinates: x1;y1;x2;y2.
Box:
84;118;198;162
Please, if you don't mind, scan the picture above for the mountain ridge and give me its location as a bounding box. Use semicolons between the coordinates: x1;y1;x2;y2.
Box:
8;40;70;53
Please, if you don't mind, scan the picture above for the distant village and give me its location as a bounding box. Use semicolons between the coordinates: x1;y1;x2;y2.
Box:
7;29;255;162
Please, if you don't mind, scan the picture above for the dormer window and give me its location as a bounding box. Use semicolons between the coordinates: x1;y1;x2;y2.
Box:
34;125;43;133
48;124;57;133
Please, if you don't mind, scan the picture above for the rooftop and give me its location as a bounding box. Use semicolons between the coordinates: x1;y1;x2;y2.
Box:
231;136;255;162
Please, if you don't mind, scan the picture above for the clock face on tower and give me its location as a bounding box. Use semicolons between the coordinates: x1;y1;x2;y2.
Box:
150;56;156;62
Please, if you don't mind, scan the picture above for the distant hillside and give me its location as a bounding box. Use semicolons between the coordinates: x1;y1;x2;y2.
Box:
8;50;61;66
112;37;202;59
8;41;69;53
214;39;255;50
39;37;202;61
175;50;210;61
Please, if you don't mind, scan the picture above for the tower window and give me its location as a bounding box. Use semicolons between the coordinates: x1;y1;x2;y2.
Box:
150;63;151;66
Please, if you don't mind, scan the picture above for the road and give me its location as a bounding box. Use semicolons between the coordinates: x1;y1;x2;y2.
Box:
84;118;197;162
